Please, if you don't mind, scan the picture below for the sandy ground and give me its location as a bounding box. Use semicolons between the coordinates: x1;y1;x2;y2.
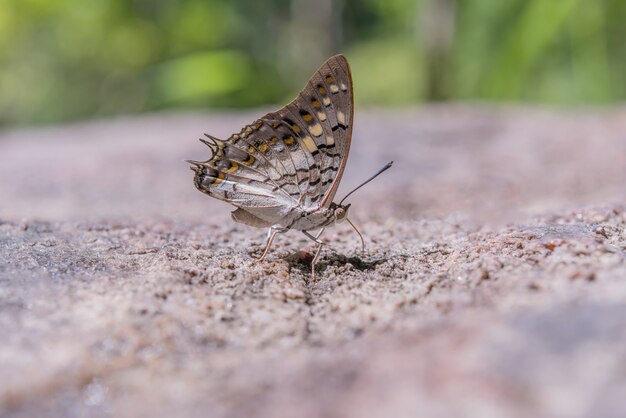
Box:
1;106;626;418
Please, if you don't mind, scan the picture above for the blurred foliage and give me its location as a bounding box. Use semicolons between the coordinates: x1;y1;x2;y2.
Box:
0;0;625;126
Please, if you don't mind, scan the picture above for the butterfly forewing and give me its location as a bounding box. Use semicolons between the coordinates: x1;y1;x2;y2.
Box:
265;55;353;208
190;55;353;228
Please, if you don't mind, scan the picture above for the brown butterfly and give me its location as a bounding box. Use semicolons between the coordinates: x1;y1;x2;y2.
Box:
188;55;392;277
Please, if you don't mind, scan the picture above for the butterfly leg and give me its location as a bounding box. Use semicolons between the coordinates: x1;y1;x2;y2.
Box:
345;218;366;253
302;228;325;244
255;226;287;263
303;228;326;279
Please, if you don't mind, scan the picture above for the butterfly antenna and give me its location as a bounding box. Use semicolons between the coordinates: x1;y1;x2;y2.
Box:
346;217;365;253
339;161;393;205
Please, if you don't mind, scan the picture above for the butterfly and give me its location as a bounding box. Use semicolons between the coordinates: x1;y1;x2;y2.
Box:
187;55;392;277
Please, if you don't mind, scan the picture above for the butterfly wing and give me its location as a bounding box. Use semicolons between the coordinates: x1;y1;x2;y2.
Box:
263;54;354;208
188;129;301;227
189;55;354;226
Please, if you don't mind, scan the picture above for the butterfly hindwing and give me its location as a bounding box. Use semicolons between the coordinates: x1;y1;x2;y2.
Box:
263;54;353;208
189;130;297;225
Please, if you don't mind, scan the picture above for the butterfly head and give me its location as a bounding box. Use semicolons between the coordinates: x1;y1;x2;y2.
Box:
333;203;351;223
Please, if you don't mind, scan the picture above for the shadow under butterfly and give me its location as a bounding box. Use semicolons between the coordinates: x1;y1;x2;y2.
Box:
187;55;392;278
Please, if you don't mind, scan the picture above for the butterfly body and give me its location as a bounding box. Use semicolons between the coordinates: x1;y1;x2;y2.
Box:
283;204;340;231
189;55;361;276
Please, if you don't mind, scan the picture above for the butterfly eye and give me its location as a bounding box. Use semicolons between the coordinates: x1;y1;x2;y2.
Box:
334;207;346;221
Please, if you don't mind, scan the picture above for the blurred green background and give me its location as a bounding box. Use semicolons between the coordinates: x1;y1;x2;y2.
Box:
1;0;624;126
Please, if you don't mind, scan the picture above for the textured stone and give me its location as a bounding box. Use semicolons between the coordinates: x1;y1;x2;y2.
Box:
1;107;626;417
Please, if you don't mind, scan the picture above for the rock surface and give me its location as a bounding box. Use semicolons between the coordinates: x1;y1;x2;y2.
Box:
1;106;626;418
